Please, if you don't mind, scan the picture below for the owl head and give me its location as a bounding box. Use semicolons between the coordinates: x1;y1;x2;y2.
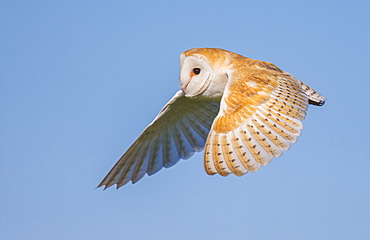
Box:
179;48;238;100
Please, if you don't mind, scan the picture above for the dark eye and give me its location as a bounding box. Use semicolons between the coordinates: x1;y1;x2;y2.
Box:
192;68;201;75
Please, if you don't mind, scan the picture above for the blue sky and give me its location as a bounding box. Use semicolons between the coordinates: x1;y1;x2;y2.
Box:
1;1;370;239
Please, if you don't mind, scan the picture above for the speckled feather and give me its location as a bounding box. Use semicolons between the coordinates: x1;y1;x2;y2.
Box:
204;52;317;176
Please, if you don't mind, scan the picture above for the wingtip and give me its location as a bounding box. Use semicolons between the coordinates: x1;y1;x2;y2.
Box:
308;99;326;106
96;181;116;190
96;184;105;190
96;182;108;190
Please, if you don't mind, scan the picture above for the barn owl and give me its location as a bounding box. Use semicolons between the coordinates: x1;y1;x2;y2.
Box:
98;48;326;189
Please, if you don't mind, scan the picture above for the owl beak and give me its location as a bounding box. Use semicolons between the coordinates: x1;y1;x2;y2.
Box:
180;80;191;95
182;75;212;98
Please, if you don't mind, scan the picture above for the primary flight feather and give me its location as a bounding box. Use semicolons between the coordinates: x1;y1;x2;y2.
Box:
98;48;326;189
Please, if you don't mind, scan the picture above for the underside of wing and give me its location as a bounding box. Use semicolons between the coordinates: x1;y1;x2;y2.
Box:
98;91;220;189
204;68;309;176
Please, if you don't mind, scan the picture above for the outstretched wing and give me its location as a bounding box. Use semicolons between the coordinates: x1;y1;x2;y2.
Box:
204;66;314;176
99;90;220;189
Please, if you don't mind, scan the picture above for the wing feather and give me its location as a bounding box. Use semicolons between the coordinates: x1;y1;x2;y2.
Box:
131;149;151;184
98;90;220;189
235;126;262;171
204;67;316;177
249;120;283;158
223;132;249;176
147;137;163;176
176;124;196;160
204;136;216;174
116;142;144;187
161;127;177;168
253;114;291;151
296;78;326;106
171;125;188;160
130;138;153;184
212;132;232;176
180;116;206;152
229;131;252;173
185;114;211;141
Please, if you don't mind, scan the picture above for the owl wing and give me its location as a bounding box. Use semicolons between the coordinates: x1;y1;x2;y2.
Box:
204;68;311;176
98;90;220;189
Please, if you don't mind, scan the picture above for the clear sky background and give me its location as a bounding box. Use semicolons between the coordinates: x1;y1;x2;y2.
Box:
1;1;370;239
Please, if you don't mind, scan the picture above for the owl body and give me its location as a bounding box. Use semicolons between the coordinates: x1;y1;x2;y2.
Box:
99;48;326;189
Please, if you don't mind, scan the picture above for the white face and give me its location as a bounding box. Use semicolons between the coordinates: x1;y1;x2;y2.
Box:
179;55;213;98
